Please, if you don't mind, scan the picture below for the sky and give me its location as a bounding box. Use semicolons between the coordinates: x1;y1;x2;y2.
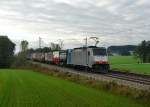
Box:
0;0;150;52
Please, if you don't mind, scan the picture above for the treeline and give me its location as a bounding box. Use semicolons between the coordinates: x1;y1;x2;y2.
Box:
108;45;137;56
15;41;62;67
26;43;62;54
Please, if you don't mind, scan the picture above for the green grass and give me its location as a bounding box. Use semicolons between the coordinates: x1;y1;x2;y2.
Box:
109;56;150;75
109;56;138;64
0;69;148;107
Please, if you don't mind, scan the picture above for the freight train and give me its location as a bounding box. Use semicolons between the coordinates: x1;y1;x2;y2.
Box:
29;46;110;72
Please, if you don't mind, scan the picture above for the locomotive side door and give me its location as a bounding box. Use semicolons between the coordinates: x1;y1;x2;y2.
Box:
87;49;92;68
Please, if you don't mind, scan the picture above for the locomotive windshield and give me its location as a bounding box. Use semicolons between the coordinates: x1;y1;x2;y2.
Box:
93;48;107;56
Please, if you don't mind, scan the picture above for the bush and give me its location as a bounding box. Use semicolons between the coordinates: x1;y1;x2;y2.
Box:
11;52;28;67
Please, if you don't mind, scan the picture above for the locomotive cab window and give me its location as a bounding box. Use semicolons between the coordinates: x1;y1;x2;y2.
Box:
93;48;107;56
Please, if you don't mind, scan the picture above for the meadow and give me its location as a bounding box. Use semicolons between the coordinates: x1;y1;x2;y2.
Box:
109;56;150;75
0;69;148;107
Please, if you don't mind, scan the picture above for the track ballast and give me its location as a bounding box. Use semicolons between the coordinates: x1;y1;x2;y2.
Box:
31;61;150;90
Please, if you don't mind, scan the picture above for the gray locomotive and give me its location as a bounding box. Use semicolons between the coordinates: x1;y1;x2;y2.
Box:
67;46;109;72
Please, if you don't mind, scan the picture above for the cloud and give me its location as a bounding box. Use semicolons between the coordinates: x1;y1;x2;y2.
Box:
0;0;150;51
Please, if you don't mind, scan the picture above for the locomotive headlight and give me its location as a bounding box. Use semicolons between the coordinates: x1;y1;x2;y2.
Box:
95;61;108;64
94;56;108;64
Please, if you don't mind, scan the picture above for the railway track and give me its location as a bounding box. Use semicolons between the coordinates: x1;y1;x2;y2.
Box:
103;72;150;85
75;68;150;85
31;61;150;89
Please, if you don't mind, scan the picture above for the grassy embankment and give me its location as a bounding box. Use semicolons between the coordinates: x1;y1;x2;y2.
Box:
0;69;149;107
109;56;150;75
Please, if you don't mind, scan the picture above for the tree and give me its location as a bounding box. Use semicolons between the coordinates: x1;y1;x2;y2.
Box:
58;39;64;49
0;36;15;68
50;43;61;51
12;41;30;67
20;40;28;52
134;40;150;63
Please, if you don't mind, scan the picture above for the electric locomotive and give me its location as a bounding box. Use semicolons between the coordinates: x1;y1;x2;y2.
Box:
67;46;109;72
